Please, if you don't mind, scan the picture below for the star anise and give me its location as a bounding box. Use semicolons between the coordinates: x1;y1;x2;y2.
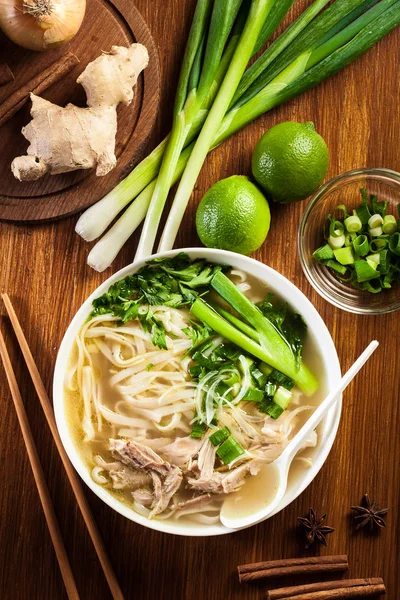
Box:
297;508;335;548
351;494;389;531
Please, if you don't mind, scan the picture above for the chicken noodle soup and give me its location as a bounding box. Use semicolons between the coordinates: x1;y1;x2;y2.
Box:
64;253;321;525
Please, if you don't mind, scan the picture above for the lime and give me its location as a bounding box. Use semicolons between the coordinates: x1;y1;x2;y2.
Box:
252;121;329;203
196;175;270;255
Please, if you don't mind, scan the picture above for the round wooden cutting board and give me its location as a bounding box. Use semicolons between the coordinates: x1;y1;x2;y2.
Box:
0;0;160;222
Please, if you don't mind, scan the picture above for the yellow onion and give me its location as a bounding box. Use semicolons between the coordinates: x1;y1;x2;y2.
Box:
0;0;86;51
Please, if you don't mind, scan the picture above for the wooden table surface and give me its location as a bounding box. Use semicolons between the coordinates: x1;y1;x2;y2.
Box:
1;2;399;599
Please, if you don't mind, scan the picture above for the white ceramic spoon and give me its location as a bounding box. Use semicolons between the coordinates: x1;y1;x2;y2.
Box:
220;340;379;530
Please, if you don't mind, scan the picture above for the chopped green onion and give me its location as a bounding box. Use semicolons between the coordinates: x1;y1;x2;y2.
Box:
216;436;245;464
223;372;240;386
379;249;391;274
344;232;357;247
366;258;378;270
264;382;277;397
362;279;382;293
209;427;230;446
382;271;394;288
353;234;369;256
250;366;268;388
324;259;348;275
367;253;380;266
268;369;295;390
370;236;388;251
368;213;383;229
354;259;381;283
371;193;388;217
262;401;284;420
355;189;371;224
369;226;383;237
333;246;354;265
191;417;207;439
389;232;400;256
273;386;293;410
328;234;345;249
313;244;334;261
329;220;344;237
335;204;349;219
243;388;265;402
344;215;362;232
382;214;397;234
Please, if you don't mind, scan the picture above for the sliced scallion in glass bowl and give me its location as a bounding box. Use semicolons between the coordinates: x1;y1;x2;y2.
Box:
298;168;400;314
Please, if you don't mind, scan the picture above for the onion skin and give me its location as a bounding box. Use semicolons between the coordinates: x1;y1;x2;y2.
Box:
0;0;86;51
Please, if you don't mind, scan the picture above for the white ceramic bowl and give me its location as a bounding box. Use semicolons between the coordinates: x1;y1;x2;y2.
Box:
53;249;342;536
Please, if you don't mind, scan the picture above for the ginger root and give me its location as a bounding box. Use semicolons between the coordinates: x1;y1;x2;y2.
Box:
11;44;148;182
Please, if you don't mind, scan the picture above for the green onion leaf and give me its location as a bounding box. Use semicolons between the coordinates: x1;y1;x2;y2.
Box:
324;259;348;275
353;234;370;256
344;232;357;247
389;232;400;256
260;400;284;420
209;427;231;446
356;188;372;223
379;249;391;274
191;415;207;439
371;193;388;217
370;236;388;251
334;246;355;265
362;279;382;293
250;366;268;389
267;369;295;390
313;244;334;262
330;220;345;237
243;388;265;402
216;436;245;464
367;253;380;266
354;259;381;283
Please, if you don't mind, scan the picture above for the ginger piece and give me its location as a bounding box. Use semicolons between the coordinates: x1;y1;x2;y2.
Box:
11;44;148;182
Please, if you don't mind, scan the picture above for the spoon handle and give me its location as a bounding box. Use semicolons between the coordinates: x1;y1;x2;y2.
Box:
281;340;379;463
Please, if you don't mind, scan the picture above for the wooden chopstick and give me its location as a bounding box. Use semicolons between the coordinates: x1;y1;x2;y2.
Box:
2;293;124;600
0;329;80;600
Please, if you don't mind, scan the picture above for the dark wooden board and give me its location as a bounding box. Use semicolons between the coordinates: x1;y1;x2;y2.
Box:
0;1;399;599
0;0;160;222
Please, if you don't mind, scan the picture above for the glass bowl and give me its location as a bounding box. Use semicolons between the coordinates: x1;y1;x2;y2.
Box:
298;168;400;315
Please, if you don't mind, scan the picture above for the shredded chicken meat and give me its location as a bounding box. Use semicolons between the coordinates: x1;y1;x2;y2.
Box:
110;438;183;518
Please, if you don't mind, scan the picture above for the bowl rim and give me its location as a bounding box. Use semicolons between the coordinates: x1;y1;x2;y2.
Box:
53;248;342;537
298;167;400;315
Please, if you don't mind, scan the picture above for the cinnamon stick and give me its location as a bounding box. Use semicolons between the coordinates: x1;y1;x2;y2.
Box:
0;63;14;86
266;578;386;599
0;52;79;127
238;556;348;583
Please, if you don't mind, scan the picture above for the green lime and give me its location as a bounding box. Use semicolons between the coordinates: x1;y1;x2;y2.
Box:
252;121;329;203
196;175;270;255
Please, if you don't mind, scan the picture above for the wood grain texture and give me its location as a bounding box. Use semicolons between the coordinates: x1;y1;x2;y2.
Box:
0;1;399;599
0;0;160;222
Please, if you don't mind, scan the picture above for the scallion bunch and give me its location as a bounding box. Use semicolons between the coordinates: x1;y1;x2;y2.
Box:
76;0;400;271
